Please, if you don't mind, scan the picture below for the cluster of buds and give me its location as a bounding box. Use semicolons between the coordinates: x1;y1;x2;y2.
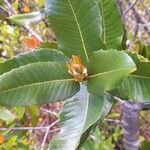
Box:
66;55;88;82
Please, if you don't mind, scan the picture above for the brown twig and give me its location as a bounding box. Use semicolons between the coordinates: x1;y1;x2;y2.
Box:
0;119;59;131
125;0;150;35
124;0;139;16
40;107;58;117
104;118;120;125
0;119;59;150
40;120;59;150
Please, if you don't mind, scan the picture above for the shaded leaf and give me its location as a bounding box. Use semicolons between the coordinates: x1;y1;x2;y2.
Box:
115;75;150;103
112;53;150;103
95;0;124;49
77;125;94;149
127;52;149;76
99;92;114;120
27;106;39;126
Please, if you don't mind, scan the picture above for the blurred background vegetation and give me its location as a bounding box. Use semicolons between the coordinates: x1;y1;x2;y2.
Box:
0;0;149;149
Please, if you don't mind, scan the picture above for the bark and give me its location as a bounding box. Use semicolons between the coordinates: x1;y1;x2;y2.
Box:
121;101;150;150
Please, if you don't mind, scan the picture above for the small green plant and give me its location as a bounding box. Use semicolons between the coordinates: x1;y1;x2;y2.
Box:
80;127;118;150
0;0;149;149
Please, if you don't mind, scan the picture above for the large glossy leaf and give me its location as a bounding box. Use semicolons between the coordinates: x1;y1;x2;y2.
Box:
0;62;79;106
0;49;68;75
87;50;136;97
45;0;105;64
49;85;113;150
112;54;150;103
95;0;124;49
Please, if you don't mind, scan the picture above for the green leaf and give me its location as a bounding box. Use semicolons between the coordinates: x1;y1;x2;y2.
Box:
99;92;114;120
16;143;29;150
95;0;124;49
115;75;150;103
112;54;150;102
27;106;39;126
0;62;79;106
13;107;25;120
39;41;58;49
45;0;105;64
78;92;113;149
140;142;150;150
9;10;45;25
49;85;112;150
77;125;94;149
0;49;68;75
87;50;136;97
127;52;149;76
5;136;17;150
0;106;16;123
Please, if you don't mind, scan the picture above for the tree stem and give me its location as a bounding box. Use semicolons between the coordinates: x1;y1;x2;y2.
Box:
121;101;142;150
113;96;150;150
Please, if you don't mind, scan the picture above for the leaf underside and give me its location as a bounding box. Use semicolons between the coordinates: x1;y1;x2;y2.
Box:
50;85;113;150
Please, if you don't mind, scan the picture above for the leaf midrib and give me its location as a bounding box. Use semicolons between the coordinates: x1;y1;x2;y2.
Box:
67;0;89;62
129;75;150;80
89;68;134;78
74;90;89;149
98;0;106;44
0;78;74;94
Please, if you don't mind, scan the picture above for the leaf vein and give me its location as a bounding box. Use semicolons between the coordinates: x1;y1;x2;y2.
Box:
67;0;89;62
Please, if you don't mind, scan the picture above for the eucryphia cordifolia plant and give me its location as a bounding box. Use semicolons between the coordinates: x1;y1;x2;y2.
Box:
0;0;150;149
